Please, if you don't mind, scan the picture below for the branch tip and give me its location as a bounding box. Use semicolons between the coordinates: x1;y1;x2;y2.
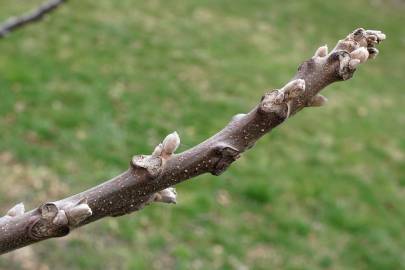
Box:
365;30;386;42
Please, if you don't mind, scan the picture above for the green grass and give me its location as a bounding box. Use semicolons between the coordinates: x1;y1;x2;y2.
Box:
0;0;404;269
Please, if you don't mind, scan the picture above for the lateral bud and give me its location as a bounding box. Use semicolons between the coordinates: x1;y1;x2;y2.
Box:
314;44;328;57
349;59;361;69
260;79;306;118
307;95;328;107
151;143;163;157
350;47;369;63
367;47;379;59
365;30;386;42
53;210;69;226
232;113;246;122
6;202;25;217
162;131;180;157
154;187;177;204
65;199;92;226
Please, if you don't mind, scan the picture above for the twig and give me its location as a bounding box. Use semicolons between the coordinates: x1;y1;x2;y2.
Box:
0;0;66;38
0;28;386;254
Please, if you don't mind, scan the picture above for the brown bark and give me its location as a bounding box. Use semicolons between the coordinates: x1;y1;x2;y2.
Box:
0;28;386;255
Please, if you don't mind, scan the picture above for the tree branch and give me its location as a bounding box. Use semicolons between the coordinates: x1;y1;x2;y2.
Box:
0;28;386;254
0;0;66;38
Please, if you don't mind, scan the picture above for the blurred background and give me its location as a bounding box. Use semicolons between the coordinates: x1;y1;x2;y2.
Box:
0;0;404;269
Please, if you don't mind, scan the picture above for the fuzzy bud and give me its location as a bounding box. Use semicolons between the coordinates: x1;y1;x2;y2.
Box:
162;132;180;155
307;95;328;107
350;47;369;63
6;203;25;217
367;47;379;59
152;143;163;157
366;35;378;45
314;44;328;57
154;187;177;204
366;30;386;41
349;59;361;69
377;33;386;41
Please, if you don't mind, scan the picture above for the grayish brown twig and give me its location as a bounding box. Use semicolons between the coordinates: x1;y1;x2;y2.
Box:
0;28;386;254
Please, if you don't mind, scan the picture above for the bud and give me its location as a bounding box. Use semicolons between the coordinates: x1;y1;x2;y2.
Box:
6;202;25;217
367;47;379;59
67;203;92;225
53;210;69;226
350;47;369;63
378;33;386;41
282;79;305;98
366;35;378;45
366;30;386;41
162;132;180;155
314;44;328;57
349;59;361;69
307;95;328;107
152;143;163;157
155;187;177;204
